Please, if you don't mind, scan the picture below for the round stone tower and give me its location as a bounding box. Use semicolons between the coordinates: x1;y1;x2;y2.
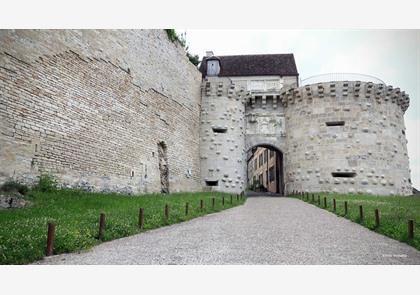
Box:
280;80;411;195
199;76;247;194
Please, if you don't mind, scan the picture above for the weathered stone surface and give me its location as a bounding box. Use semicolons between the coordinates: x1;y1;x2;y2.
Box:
280;81;411;196
0;30;202;194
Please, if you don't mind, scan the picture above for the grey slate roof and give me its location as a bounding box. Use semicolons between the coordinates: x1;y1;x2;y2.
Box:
199;53;298;77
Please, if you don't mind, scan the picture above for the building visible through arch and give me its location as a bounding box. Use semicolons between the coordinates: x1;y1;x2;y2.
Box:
247;145;284;195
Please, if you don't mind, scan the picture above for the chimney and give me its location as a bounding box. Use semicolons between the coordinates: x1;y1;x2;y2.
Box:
206;51;214;57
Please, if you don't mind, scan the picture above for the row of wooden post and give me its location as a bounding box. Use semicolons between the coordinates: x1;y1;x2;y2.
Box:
295;191;415;241
45;194;245;256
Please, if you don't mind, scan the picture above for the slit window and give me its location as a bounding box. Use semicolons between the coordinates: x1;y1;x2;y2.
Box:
212;127;227;133
326;121;345;127
205;180;219;186
331;172;356;178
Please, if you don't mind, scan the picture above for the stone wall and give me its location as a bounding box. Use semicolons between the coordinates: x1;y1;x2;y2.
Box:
281;81;411;196
0;30;202;194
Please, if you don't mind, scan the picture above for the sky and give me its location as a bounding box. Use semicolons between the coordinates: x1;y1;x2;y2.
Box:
182;30;420;189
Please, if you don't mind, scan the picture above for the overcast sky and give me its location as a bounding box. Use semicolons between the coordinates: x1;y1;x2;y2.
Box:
183;30;420;188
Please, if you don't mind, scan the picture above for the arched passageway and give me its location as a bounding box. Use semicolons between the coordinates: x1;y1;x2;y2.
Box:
246;144;284;196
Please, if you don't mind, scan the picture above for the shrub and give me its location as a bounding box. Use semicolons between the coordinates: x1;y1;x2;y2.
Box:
34;174;58;192
0;180;29;195
187;52;200;66
165;29;200;67
164;29;186;47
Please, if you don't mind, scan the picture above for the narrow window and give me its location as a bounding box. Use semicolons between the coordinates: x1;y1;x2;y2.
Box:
205;180;219;186
326;121;345;126
402;130;405;135
212;127;227;133
331;172;356;178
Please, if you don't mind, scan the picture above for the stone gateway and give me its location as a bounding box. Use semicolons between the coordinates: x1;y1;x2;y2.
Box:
0;30;412;196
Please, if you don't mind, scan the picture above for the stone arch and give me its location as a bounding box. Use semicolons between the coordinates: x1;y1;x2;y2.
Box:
246;141;285;195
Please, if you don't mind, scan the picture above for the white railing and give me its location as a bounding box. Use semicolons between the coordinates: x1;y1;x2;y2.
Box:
300;73;385;86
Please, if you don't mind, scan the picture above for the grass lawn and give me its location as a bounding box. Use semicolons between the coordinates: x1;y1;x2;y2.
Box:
292;193;420;251
0;190;245;264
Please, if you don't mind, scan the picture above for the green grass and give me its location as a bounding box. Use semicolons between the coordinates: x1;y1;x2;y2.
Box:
292;193;420;250
0;189;245;264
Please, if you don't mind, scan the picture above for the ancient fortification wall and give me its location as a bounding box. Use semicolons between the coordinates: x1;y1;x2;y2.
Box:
281;81;411;196
200;77;247;193
0;30;202;194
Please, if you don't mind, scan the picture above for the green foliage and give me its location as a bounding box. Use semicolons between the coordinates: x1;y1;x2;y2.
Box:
165;29;200;67
0;190;245;264
34;174;58;192
291;192;420;251
187;52;200;66
0;180;29;195
164;29;186;47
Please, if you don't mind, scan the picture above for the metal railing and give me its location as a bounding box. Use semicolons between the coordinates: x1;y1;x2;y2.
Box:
300;73;385;86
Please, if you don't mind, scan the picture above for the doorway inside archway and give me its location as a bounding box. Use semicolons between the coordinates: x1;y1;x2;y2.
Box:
246;145;284;195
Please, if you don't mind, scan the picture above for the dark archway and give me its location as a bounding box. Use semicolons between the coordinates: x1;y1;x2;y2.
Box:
246;144;284;196
157;141;169;193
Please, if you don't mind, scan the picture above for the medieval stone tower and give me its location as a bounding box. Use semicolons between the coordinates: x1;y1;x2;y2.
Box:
280;80;411;196
200;75;247;193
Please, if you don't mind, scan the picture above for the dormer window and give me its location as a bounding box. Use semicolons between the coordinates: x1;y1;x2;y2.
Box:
206;57;220;76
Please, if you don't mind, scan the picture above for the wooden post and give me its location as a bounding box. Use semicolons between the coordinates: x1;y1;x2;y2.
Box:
375;209;380;228
344;201;348;215
164;204;169;222
98;213;106;240
311;194;314;202
138;208;144;229
333;199;336;212
212;197;215;209
318;195;320;205
408;220;414;239
185;202;189;216
230;195;233;204
323;197;327;208
222;196;225;206
359;205;364;221
46;222;55;256
200;199;204;210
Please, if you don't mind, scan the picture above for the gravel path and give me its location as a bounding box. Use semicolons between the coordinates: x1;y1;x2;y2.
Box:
36;197;420;264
